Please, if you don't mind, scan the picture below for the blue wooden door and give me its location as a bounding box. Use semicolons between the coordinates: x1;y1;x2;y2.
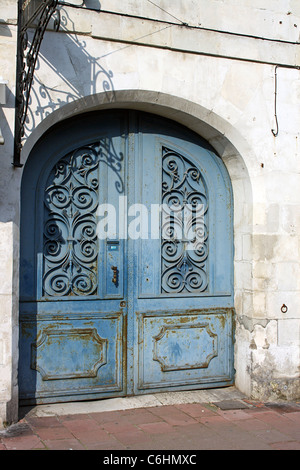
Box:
19;111;234;405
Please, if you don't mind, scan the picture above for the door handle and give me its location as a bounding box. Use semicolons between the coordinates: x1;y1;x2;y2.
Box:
111;266;118;284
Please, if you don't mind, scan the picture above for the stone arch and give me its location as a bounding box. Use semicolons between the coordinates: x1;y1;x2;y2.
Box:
20;90;255;396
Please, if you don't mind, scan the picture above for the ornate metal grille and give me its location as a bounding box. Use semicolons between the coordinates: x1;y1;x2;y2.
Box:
161;147;208;294
42;144;100;297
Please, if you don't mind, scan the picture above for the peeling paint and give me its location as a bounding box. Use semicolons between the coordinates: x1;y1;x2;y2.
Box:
237;315;270;333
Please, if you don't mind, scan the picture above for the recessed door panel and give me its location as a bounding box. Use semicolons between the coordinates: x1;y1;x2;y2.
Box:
19;313;124;402
137;309;234;391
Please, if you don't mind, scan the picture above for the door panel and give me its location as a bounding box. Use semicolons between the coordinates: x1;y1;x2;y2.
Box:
20;113;129;404
19;312;124;403
19;110;234;405
137;309;234;391
131;113;234;395
134;119;233;300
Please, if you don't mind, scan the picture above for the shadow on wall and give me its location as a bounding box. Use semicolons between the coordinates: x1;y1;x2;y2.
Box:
83;0;101;10
0;21;13;37
62;0;101;10
23;3;113;142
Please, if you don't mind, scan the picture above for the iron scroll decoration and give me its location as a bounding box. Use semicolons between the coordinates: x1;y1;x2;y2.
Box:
42;138;124;298
42;143;100;297
13;0;60;167
161;147;208;294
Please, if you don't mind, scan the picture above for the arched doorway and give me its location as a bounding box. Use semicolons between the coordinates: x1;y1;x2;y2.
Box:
19;110;234;405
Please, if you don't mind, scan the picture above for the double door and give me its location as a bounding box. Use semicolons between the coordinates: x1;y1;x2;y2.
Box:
19;111;234;404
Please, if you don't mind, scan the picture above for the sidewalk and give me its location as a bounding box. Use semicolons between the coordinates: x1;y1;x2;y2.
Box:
0;387;300;451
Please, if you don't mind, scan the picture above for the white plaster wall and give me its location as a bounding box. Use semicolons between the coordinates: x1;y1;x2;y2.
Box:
0;0;299;425
0;1;20;426
71;0;300;42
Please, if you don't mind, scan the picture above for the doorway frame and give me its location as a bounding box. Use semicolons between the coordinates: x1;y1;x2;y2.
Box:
16;90;253;410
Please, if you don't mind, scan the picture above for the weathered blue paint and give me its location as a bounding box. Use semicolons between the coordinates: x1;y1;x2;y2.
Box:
19;110;234;404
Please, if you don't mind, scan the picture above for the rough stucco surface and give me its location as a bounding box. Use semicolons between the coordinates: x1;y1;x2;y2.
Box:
0;0;299;426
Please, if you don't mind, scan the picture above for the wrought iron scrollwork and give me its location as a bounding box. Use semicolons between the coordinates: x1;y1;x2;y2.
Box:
14;0;60;167
161;147;208;294
43;143;100;297
42;139;124;298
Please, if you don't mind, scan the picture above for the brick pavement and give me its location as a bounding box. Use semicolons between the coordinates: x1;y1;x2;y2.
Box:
0;399;300;451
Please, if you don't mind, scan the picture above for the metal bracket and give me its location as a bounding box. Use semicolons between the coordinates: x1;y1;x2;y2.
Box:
13;0;60;167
